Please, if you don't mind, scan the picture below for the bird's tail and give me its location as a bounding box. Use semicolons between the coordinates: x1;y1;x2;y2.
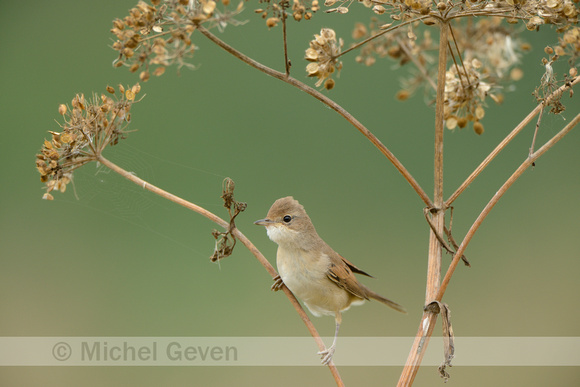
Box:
363;286;407;314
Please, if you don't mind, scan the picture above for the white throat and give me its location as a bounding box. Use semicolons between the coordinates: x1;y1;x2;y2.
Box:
266;225;300;247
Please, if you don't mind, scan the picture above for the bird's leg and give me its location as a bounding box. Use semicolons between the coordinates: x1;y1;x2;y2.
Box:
271;274;284;291
318;312;342;365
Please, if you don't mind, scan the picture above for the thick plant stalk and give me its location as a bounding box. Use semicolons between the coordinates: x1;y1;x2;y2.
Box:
398;22;449;387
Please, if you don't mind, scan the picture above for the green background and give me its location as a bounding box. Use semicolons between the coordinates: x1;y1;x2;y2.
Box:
1;0;579;385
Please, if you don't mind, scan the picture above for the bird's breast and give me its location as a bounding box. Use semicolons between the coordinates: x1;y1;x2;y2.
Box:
276;247;354;316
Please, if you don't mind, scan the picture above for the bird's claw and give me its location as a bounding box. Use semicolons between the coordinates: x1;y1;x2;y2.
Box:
318;345;336;365
271;275;284;291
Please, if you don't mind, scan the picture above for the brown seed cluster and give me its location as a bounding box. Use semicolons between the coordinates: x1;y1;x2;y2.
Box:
444;60;492;134
111;0;245;81
459;19;525;83
35;84;141;200
305;28;343;89
255;0;319;26
559;26;580;66
321;0;579;26
350;17;537;133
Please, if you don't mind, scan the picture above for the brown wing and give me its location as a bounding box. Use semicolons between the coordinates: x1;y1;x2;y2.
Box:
326;252;370;300
338;253;374;278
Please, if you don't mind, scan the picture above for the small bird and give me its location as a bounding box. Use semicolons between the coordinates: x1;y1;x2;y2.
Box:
254;196;406;364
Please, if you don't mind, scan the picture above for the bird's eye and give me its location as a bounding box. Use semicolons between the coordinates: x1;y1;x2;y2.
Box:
283;215;292;223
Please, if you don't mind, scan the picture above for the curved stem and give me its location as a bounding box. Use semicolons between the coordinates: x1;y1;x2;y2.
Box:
95;154;344;386
196;24;433;208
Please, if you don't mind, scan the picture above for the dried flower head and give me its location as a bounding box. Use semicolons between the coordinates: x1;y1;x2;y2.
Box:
305;28;343;88
460;19;524;83
444;60;494;131
36;84;141;199
112;0;246;79
256;0;319;26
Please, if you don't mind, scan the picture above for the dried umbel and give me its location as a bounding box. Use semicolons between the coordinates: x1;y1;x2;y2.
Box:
35;84;141;200
111;0;245;80
305;28;343;89
444;60;494;134
255;0;320;25
459;18;525;82
323;0;579;27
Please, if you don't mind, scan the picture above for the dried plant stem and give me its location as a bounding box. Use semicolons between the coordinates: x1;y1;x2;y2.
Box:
397;22;449;387
196;24;433;208
95;154;344;386
530;106;544;155
446;76;580;207
397;111;579;386
437;111;580;300
281;8;290;76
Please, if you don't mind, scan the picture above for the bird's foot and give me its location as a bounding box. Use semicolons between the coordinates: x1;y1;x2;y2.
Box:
271;275;284;291
318;344;336;365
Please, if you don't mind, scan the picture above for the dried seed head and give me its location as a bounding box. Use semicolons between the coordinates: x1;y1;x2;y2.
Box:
140;71;150;82
305;28;343;88
153;67;166;76
352;23;367;40
372;5;386;14
37;84;141;199
510;68;524;81
473;122;484;135
396;89;410;101
324;78;335;90
266;17;279;28
446;116;458;130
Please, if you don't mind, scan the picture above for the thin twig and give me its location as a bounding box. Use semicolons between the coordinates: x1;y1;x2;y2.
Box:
423;208;455;255
443;226;470;267
437;112;580;301
95;154;345;386
448;24;468;88
530;105;544;156
423;208;470;266
281;7;290;76
196;24;433;208
445;76;580;207
447;40;467;91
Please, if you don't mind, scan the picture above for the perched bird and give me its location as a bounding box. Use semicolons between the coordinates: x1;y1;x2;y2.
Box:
254;196;406;364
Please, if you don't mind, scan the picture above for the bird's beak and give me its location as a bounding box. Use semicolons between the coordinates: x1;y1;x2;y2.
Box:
254;218;275;226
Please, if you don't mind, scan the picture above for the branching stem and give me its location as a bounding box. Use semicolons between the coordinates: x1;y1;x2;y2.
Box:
438;112;580;300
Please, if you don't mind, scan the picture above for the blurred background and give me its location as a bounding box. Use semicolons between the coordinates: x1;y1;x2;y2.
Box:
1;0;578;385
